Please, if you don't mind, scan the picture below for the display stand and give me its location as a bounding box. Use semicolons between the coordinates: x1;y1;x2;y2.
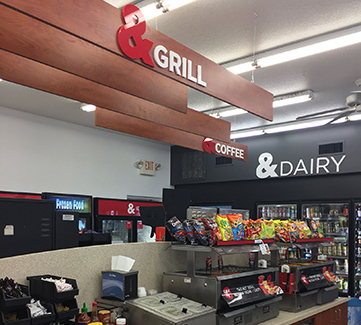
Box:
166;244;282;325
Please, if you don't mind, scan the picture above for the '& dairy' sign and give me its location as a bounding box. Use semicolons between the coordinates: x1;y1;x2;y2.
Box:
256;152;346;179
117;4;207;87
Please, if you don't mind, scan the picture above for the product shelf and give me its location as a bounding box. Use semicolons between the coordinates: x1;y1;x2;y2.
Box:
327;255;348;259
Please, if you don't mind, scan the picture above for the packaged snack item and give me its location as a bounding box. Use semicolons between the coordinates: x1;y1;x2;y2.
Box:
260;220;275;239
306;218;319;238
165;216;187;244
287;221;300;242
243;220;249;239
216;214;234;241
296;221;312;239
316;221;324;238
192;218;209;246
248;219;262;240
274;220;290;242
202;217;222;246
182;219;197;245
226;214;244;240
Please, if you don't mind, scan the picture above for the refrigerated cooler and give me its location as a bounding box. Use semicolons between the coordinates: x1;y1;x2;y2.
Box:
42;192;93;232
352;202;361;298
256;202;298;220
301;201;350;296
94;198;163;243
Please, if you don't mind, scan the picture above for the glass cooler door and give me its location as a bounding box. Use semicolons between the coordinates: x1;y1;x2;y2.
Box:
102;218;133;243
354;202;361;297
257;203;298;220
302;202;349;296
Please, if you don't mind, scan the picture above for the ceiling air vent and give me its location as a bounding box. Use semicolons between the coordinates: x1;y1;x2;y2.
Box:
319;142;344;155
215;156;233;166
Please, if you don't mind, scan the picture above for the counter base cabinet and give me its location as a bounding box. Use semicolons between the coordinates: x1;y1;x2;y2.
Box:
290;302;347;325
314;302;347;325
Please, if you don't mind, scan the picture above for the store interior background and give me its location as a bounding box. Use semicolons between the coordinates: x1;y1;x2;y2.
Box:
1;0;361;311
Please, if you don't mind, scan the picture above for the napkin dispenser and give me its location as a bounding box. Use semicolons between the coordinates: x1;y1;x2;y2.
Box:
102;270;138;300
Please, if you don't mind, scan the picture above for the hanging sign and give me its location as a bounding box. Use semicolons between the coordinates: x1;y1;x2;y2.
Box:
203;138;248;161
117;4;207;87
116;4;273;120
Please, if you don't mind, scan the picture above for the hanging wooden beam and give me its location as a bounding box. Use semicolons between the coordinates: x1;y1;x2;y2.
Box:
0;0;273;121
0;49;231;142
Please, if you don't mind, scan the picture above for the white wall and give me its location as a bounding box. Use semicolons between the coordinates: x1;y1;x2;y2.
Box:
0;106;172;198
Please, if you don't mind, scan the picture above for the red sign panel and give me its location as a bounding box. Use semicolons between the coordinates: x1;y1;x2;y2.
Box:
0;193;42;199
96;199;162;216
126;220;132;229
203;137;248;162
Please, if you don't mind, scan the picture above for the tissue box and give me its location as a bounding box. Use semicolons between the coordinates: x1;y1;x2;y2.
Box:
102;270;138;300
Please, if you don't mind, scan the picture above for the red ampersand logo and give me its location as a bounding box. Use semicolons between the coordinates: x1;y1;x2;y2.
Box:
117;4;154;67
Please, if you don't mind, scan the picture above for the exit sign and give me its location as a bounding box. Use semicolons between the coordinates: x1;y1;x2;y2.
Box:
140;160;156;176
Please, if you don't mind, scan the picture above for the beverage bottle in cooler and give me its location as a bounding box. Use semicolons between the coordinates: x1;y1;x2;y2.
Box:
357;206;361;220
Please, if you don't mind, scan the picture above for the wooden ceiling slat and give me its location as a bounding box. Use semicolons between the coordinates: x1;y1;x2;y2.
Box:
0;0;273;120
0;49;231;142
0;3;187;114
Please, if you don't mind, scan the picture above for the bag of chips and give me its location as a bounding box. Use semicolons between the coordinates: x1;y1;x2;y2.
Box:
316;221;324;238
192;218;209;246
243;220;249;239
287;220;300;242
216;214;234;241
202;217;222;246
226;214;244;240
182;219;197;245
259;219;275;239
306;218;319;238
165;216;187;244
296;221;312;239
274;220;290;242
248;219;262;240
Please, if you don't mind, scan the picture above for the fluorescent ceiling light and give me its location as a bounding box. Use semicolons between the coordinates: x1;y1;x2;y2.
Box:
226;26;361;74
231;117;333;139
265;118;332;134
210;108;247;118
207;90;313;119
349;113;361;121
273;90;314;108
331;116;348;124
80;103;96;112
230;129;264;139
141;0;197;20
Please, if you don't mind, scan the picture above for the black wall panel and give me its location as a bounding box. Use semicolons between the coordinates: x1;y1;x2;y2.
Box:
171;121;361;218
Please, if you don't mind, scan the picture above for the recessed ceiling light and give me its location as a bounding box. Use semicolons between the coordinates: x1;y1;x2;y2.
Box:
80;103;96;112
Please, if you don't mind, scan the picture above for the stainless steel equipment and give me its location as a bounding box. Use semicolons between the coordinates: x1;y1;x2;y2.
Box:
124;292;216;325
279;260;338;312
163;245;282;325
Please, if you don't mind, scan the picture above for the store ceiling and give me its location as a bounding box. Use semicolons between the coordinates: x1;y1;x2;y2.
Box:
1;0;361;135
